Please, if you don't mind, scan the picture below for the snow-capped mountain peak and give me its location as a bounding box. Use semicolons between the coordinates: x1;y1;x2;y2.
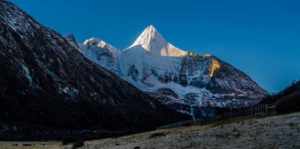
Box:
80;38;121;74
79;25;267;119
129;25;166;50
129;25;187;57
83;38;118;53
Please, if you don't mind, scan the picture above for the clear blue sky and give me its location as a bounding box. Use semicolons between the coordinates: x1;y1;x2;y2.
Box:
11;0;300;93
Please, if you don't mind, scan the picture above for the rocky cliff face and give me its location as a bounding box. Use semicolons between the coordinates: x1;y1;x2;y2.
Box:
0;0;187;139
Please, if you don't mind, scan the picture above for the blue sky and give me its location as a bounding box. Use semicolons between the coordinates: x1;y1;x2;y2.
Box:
11;0;300;92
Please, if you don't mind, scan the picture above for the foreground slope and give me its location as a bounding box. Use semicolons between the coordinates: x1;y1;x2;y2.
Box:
1;113;299;148
0;0;186;139
81;112;300;149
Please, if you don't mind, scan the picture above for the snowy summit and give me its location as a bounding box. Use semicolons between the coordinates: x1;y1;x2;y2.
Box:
80;25;267;118
129;25;187;57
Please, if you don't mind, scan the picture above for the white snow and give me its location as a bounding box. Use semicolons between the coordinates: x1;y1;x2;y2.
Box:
83;38;119;58
129;25;187;57
78;25;265;115
21;64;32;85
120;45;182;80
80;38;121;74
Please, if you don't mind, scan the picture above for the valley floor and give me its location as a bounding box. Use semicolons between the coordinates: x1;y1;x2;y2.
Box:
81;112;300;149
1;112;300;149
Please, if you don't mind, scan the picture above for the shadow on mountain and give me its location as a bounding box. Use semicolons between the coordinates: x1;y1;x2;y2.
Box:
261;81;300;114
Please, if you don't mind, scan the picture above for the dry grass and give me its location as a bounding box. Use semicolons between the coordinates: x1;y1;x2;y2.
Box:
1;112;300;149
0;141;64;149
81;112;300;149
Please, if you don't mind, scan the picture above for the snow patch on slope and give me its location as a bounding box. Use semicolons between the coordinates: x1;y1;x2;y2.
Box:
83;38;119;58
79;38;121;74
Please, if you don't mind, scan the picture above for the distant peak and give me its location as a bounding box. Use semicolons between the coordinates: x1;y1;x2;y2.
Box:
128;25;187;57
129;25;167;51
145;24;158;32
84;38;116;50
148;24;155;28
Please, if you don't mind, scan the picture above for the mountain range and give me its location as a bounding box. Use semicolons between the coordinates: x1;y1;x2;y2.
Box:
79;24;268;118
0;0;285;141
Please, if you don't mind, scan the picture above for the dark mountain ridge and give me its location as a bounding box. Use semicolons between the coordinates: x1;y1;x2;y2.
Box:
0;0;187;139
261;81;300;113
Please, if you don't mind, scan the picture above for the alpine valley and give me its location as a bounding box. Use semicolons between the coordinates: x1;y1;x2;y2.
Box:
0;0;271;142
2;0;300;148
79;25;268;119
